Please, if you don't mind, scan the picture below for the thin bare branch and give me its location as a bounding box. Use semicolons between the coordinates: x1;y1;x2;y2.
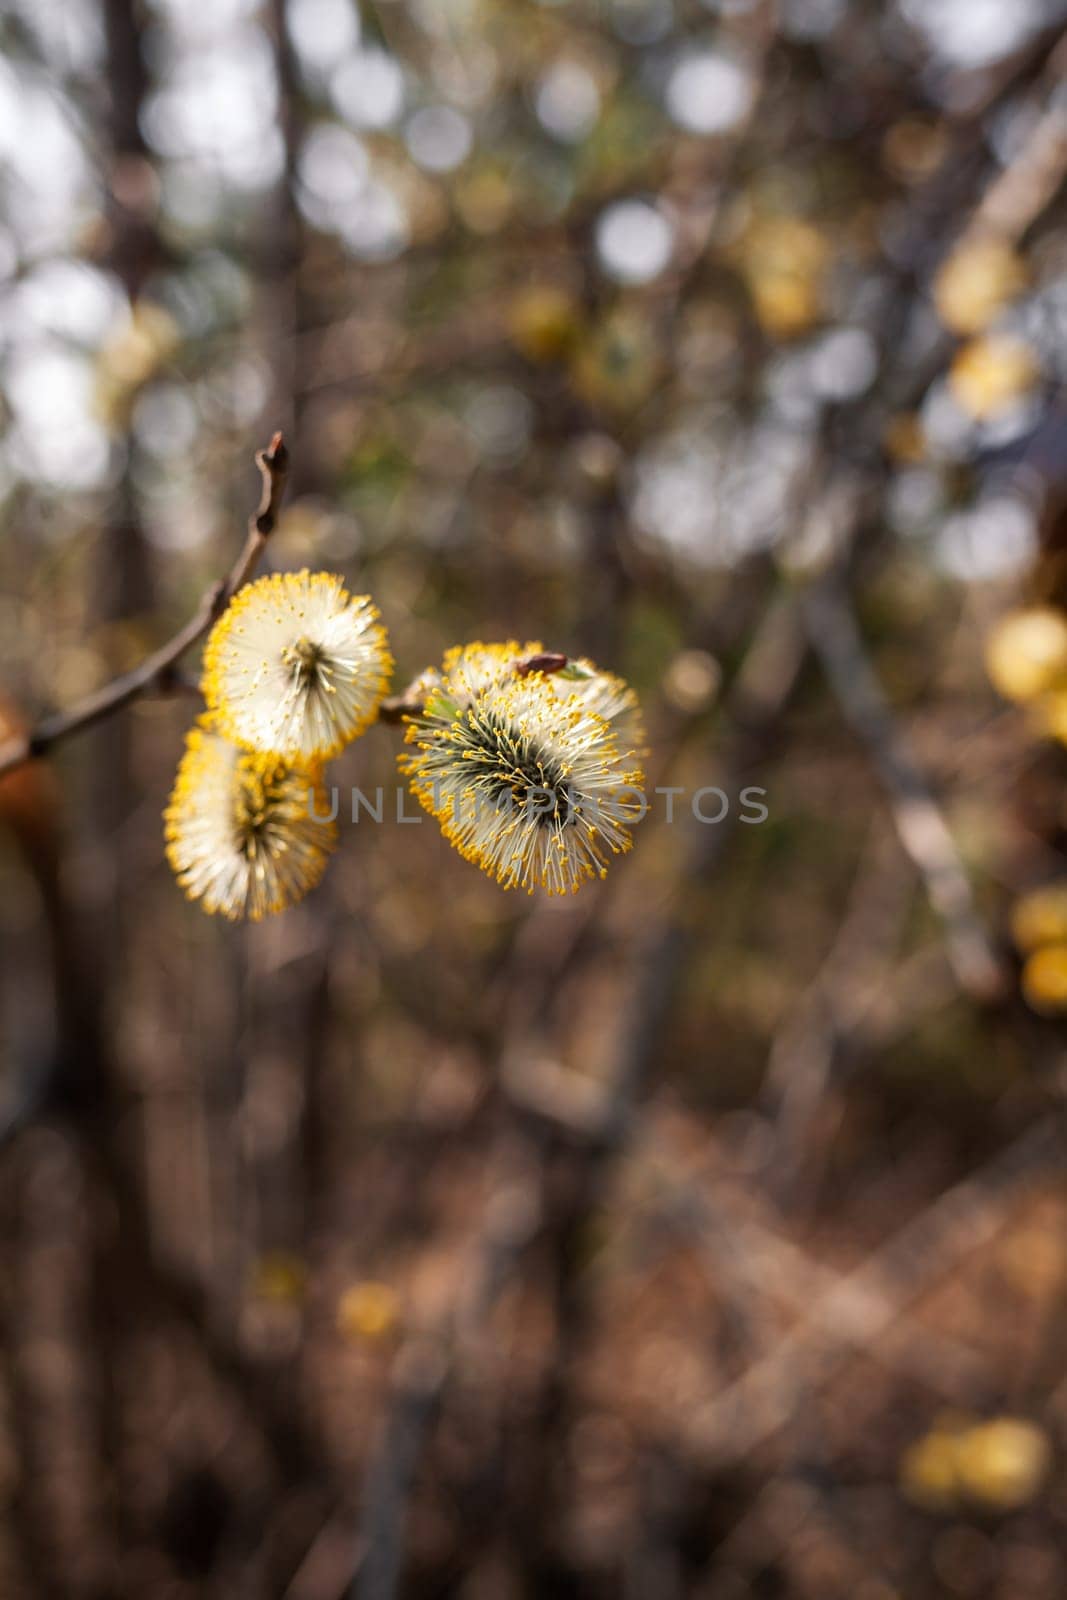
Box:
0;432;289;781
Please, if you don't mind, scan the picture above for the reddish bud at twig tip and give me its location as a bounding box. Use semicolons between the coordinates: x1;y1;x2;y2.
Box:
516;653;568;677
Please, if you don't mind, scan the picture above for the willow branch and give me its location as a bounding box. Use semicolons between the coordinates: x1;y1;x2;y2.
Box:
0;432;290;780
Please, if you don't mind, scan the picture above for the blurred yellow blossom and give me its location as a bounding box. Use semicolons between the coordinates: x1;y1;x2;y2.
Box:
736;216;830;340
1035;689;1067;744
985;607;1067;704
901;1415;1051;1512
251;1252;307;1304
750;273;822;340
900;1423;963;1511
337;1281;401;1343
1010;883;1067;953
949;335;1038;420
1021;944;1067;1014
93;300;181;425
509;285;581;363
934;238;1027;335
454;165;515;234
955;1419;1051;1510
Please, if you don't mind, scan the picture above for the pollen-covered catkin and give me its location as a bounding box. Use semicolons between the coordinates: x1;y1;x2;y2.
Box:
202;569;392;762
399;643;645;894
164;716;336;920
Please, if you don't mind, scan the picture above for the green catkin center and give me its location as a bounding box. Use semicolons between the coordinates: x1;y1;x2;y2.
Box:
456;708;575;826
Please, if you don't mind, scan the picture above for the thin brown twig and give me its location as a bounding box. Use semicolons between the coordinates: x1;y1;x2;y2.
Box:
0;432;290;781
